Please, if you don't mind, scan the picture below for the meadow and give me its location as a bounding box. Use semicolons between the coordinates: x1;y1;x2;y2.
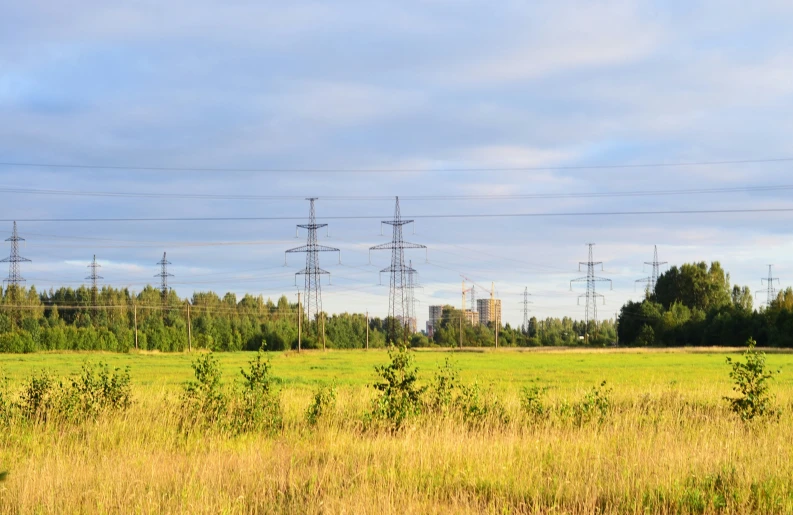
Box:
0;347;792;514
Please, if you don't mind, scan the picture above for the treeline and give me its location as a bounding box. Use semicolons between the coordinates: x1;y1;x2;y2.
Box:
0;285;604;353
618;261;793;347
0;285;384;353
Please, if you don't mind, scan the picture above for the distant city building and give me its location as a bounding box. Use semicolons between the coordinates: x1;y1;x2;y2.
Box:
464;309;479;326
477;298;502;326
427;305;443;338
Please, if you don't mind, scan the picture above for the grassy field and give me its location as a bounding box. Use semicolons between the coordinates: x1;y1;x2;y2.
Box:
1;347;792;513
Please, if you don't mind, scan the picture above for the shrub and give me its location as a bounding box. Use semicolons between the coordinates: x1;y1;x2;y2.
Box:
573;380;612;425
426;358;460;414
18;371;57;422
454;382;509;426
306;382;337;426
16;362;132;424
724;338;779;422
366;344;426;429
0;372;11;426
520;385;549;422
230;350;282;434
61;362;132;422
181;352;226;430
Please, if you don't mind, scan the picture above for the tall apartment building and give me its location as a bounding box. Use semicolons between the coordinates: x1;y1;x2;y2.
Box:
477;298;502;326
464;309;479;326
427;305;443;338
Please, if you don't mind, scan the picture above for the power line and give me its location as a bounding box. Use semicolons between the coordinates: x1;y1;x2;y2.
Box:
2;156;792;173
5;206;793;223
1;183;793;201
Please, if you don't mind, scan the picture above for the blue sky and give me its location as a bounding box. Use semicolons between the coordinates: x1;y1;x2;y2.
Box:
2;0;793;328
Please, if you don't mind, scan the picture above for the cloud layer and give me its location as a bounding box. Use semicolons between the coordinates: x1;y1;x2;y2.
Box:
2;1;793;327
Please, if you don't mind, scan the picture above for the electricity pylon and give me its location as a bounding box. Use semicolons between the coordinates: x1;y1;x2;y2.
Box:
521;287;532;333
286;198;340;341
155;252;173;305
757;264;780;307
370;196;426;345
636;245;667;296
570;243;612;342
2;222;31;294
86;255;103;308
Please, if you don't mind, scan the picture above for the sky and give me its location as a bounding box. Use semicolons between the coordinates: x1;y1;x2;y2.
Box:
2;0;793;329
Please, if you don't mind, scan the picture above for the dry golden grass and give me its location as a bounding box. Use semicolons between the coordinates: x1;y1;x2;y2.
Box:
1;379;792;514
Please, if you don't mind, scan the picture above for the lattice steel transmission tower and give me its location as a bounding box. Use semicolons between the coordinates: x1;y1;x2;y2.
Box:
636;245;667;296
86;255;103;307
286;198;340;337
757;264;780;307
155;252;173;304
2;221;31;292
370;196;426;344
406;259;419;333
570;243;612;340
521;287;532;333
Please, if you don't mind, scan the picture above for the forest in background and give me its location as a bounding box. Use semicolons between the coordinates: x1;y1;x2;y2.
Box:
618;261;793;347
2;259;793;353
0;284;610;352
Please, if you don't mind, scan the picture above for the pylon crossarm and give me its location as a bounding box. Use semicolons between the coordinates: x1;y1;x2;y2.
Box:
313;245;340;252
296;268;330;275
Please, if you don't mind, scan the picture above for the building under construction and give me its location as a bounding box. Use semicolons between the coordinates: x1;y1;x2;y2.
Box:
477;298;502;326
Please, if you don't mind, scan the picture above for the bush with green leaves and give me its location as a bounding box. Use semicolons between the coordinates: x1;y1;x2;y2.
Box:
0;373;11;426
455;381;510;426
17;362;131;423
572;380;612;425
426;357;460;414
180;352;227;430
724;338;779;422
305;382;337;426
61;362;132;421
520;385;549;422
366;344;426;429
230;350;282;434
18;371;57;422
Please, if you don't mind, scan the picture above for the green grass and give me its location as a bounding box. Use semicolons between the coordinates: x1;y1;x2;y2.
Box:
2;347;792;513
1;347;791;393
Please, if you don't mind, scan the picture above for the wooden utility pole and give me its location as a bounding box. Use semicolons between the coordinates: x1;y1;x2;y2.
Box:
495;311;499;349
459;314;463;349
297;292;302;353
133;302;138;350
366;310;369;350
187;301;192;352
322;312;326;351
